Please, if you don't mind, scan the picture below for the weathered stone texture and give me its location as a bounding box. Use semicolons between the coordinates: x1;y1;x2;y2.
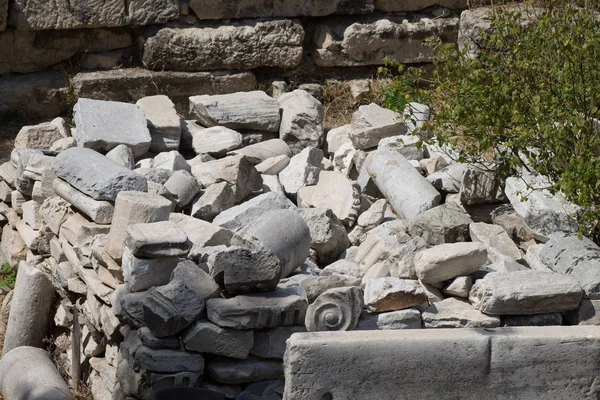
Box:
314;16;459;67
141;19;304;71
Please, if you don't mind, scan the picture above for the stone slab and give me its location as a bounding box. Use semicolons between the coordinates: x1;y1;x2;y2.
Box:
284;326;600;399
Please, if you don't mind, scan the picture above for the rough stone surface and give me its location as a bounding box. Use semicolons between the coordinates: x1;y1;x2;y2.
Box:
122;248;178;292
443;276;472;299
213;192;296;232
426;163;468;193
229;139;292;165
143;261;221;337
191;182;235;222
364;278;426;313
469;222;523;263
505;172;579;241
134;346;204;373
182;321;253;361
0;346;71;400
356;309;422;330
279;147;323;197
73;69;256;109
136;95;181;153
191;155;262;202
106;145;134;169
284;326;600;399
251;326;306;359
375;0;466;11
298;208;349;265
52;178;114;224
414;242;488;284
350;103;406;150
0;71;67;119
74;98;152;157
297;170;361;228
3;261;55;355
366;150;440;222
206;287;308;330
539;234;600;299
470;271;583;315
459;167;506;205
314;16;459;67
170;213;234;249
208;245;281;295
422;298;500;328
14;119;67;151
256;155;290;175
408;203;472;246
192;126;243;157
143;20;304;71
279;90;324;155
125;221;191;258
305;286;363;332
206;356;283;385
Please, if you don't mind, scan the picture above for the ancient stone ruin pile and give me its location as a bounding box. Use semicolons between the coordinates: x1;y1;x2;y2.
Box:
0;85;599;400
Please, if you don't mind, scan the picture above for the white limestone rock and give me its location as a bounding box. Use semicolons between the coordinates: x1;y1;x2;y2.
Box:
422;297;500;328
414;242;487;284
136;95;181;153
278;89;324;155
192;126;243;157
469;222;523;263
278;147;323;197
350;103;407;150
364;278;427;313
298;208;350;265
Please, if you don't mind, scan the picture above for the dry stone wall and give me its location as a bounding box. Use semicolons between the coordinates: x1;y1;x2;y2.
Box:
0;0;465;118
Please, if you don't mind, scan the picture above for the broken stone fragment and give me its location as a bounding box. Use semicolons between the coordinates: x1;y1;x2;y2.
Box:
305;286;363;332
206;287;308;330
349;103;407;150
122;247;178;293
190;182;235;222
278;89;324;155
192;126;243;157
422;297;500;328
125;221;191;258
74;98;151;157
298;208;350;265
136;95;181;153
356;309;422;330
143;261;221;337
183;320;254;359
52;178;114;224
364;278;427;313
414;242;488;284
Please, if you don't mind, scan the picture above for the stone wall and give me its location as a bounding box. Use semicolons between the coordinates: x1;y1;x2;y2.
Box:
0;0;465;118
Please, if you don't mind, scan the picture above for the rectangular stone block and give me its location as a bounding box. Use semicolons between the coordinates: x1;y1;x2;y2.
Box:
141;19;304;71
53;148;148;201
313;15;459;67
284;327;600;400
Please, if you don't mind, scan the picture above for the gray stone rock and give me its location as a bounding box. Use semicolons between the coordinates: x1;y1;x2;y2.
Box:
52;178;114;224
365;150;441;222
137;95;181;153
356;309;422;330
206;287;308;329
426;163;468;193
189;91;280;132
364;278;426;313
164;170;201;209
539;234;600;299
170;213;234;249
0;347;71;400
232;140;291;166
414;242;488;284
298;208;349;265
53;148;148;201
142;20;304;71
349;103;406;150
563;299;600;326
422;297;500;328
138;327;180;350
314;16;459;67
14;118;68;151
191;155;262;202
106;144;135;169
469;222;523;263
279;147;323;197
504;171;579;241
237;209;312;278
279;90;324;155
106;191;172;260
443;276;472;299
326;124;352;155
122;248;179;292
375;0;466;11
206;356;283;385
408;203;472;246
213;192;295;232
299;275;361;304
3;261;55;355
297;170;361;228
153;151;191;173
143;261;221;337
115;286;156;328
469;271;583;315
208;245;281;295
125;221;191;258
490;204;533;244
251;326;306;359
183;320;254;359
189;0;373;19
74;98;151;157
459;167;506;205
192;126;243;157
135;346;204;373
305;286;363;332
191;182;235;222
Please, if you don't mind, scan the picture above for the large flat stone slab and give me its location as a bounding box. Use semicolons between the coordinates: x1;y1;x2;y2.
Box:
53;148;148;201
189;0;374;19
284;327;600;399
74;98;151;158
141;20;304;71
313;15;459;67
469;271;583;315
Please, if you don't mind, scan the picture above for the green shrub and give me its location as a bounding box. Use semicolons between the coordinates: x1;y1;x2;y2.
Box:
0;263;16;290
383;0;600;239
